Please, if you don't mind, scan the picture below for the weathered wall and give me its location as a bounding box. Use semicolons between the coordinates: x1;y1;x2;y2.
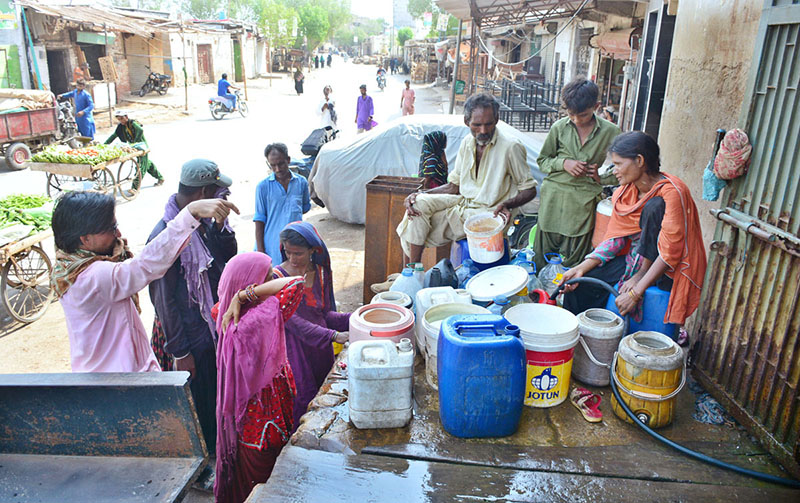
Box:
657;0;762;247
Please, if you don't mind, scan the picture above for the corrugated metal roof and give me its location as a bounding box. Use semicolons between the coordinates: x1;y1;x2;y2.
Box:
435;0;595;28
19;0;162;37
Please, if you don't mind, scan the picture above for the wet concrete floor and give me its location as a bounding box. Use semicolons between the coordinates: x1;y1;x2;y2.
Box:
251;350;800;501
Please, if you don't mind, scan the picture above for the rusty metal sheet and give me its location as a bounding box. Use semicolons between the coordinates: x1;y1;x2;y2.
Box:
0;453;203;503
695;9;800;479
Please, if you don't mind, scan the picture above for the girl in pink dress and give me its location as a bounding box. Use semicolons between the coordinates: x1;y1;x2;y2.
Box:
401;80;415;116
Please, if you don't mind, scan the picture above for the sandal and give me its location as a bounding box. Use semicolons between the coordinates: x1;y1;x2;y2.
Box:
570;387;602;423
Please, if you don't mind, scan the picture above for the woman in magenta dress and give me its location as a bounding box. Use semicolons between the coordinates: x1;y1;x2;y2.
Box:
273;222;350;429
214;252;304;503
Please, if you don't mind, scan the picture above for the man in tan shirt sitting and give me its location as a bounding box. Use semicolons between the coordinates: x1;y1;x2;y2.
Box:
396;93;537;263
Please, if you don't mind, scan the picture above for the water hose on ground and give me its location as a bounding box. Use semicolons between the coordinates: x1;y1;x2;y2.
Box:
554;277;800;488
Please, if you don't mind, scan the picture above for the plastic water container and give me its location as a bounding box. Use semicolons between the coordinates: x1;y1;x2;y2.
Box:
591;197;613;247
371;291;413;309
438;315;526;438
349;303;415;346
574;308;624;386
421;303;491;389
463;212;505;264
488;295;510;316
605;286;679;340
348;338;414;429
453;239;510;271
390;268;422;307
414;287;471;354
503;304;580;407
408;262;425;287
539;253;567;298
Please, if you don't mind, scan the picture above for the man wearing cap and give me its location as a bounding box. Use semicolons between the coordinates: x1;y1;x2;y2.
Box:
106;110;164;188
355;84;374;133
148;159;237;454
51;190;238;374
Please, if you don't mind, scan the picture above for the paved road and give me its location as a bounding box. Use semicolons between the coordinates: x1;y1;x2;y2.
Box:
0;57;450;372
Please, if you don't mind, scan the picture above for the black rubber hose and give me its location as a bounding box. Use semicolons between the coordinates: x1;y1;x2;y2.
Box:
609;364;800;488
556;276;800;487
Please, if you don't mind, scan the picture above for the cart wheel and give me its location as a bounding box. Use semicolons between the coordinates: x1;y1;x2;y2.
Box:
1;245;54;323
5;142;31;171
117;159;142;201
47;173;75;197
92;167;116;195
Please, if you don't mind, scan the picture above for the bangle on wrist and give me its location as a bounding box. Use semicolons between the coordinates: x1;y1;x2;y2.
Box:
628;289;641;301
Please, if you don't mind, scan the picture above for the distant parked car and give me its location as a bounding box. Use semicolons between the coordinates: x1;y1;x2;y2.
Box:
309;114;544;225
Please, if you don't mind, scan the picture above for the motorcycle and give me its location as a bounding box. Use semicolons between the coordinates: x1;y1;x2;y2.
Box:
138;66;171;97
377;73;387;91
55;97;81;147
208;89;249;120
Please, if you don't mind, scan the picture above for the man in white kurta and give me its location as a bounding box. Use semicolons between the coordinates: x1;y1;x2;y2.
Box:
396;94;537;263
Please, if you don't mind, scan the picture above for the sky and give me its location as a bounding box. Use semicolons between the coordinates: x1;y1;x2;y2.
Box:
350;0;394;21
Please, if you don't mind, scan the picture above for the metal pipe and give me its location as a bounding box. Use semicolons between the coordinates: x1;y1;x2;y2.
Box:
448;20;463;114
104;25;112;126
712;209;775;242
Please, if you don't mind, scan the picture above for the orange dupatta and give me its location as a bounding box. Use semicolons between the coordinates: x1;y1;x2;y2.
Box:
604;173;707;325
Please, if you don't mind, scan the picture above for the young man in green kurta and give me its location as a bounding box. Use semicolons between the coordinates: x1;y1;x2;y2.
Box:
105;111;164;189
533;78;621;272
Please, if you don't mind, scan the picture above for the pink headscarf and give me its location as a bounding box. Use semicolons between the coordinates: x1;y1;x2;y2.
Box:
215;252;287;501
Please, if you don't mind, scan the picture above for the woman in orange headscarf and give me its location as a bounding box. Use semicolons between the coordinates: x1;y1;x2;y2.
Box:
561;131;706;325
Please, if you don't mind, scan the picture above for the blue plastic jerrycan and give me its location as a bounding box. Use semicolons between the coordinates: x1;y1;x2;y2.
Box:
437;314;526;438
606;285;678;339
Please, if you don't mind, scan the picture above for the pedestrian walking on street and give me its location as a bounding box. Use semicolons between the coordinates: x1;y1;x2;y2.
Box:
390;58;396;74
214;252;305;503
326;54;332;67
50;191;238;373
148;159;237;456
254;143;311;261
105;110;164;189
355;84;375;133
314;55;319;69
319;85;337;129
401;80;416;116
57;78;95;139
293;67;305;95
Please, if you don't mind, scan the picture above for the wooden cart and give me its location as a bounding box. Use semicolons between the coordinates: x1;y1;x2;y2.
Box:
0;229;54;323
27;149;147;201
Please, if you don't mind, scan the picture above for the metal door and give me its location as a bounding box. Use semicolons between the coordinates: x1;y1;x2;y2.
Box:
693;0;800;478
197;44;213;84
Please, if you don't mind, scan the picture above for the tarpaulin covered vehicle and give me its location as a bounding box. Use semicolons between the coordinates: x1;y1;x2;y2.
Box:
308;114;544;225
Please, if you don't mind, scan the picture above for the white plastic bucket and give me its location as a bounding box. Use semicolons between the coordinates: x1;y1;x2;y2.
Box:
503;304;580;407
414;287;472;355
349;303;415;346
463;212;505;263
421;302;490;389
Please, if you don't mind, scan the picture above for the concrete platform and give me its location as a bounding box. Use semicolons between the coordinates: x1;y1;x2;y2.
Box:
263;350;800;501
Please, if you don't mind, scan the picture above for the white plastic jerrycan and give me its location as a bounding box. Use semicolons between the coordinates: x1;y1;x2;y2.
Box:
348;338;414;429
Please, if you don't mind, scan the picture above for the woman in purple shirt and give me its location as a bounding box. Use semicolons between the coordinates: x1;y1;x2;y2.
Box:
272;222;350;429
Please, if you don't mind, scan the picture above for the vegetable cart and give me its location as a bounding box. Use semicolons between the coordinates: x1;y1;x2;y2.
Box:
0;228;54;323
28;148;147;201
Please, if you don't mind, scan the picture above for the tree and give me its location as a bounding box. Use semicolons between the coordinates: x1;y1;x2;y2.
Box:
407;0;432;19
397;27;413;47
297;3;329;50
182;0;221;19
256;0;298;48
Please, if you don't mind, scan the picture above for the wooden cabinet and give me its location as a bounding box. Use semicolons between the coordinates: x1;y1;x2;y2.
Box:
363;176;448;303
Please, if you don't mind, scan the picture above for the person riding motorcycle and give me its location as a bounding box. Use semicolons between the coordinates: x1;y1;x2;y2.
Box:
217;73;240;111
376;67;387;89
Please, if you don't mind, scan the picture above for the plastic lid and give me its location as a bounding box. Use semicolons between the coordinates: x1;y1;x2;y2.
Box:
493;295;509;305
401;268;412;276
503;304;579;352
465;265;529;302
